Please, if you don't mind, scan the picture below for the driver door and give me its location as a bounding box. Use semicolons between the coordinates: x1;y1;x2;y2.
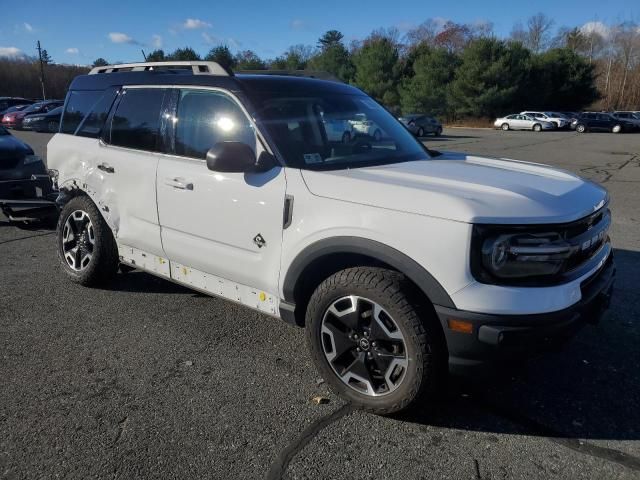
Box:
156;88;286;306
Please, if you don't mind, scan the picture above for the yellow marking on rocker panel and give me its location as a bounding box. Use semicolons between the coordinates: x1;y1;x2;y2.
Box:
259;292;266;302
182;267;188;276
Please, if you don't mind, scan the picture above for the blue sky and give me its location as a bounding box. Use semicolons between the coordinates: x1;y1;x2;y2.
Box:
1;0;637;65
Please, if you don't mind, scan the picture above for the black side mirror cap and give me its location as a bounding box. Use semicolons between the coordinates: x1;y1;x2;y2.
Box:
206;142;257;173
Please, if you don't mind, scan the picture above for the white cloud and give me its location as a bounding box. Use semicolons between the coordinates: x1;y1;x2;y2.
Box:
581;21;610;39
66;47;79;54
108;32;138;44
152;34;162;48
202;32;219;45
290;19;308;31
0;46;24;57
24;22;34;33
183;18;211;30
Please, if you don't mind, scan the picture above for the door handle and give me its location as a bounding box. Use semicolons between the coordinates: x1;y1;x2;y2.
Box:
165;177;194;190
97;163;115;173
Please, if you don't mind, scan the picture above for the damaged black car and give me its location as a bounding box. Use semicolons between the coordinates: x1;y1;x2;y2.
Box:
0;126;58;223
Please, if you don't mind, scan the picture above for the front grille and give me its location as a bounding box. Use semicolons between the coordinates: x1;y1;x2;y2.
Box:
563;208;611;274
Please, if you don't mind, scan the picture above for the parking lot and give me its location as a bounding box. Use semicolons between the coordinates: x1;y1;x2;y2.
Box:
1;128;639;479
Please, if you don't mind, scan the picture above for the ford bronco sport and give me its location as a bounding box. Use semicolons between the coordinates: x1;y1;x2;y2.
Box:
48;62;615;414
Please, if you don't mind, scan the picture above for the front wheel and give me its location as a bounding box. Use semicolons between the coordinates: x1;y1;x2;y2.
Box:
612;125;622;133
435;127;442;136
417;127;425;137
306;267;443;414
533;124;542;132
56;195;119;286
576;124;587;133
501;123;509;131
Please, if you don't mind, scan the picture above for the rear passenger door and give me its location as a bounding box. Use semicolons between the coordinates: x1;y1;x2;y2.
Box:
94;87;168;263
156;88;286;312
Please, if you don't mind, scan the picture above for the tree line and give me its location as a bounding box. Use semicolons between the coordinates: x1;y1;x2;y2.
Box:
2;14;638;118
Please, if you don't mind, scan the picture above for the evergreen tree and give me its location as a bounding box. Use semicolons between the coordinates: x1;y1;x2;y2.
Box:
146;49;166;62
92;58;109;67
204;45;236;70
167;47;200;61
352;35;400;108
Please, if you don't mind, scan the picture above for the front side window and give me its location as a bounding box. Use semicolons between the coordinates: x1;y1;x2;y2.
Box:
110;88;165;151
174;89;256;159
251;92;429;170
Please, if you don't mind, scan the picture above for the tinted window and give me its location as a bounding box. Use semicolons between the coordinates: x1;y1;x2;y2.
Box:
174;89;255;159
110;88;165;151
62;91;100;134
76;88;118;138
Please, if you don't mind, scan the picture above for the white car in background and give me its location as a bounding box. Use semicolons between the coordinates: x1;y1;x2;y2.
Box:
494;114;554;132
520;111;569;129
349;113;385;141
323;118;354;143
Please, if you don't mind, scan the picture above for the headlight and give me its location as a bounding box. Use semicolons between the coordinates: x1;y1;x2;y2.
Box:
471;211;611;285
480;232;572;279
23;154;43;165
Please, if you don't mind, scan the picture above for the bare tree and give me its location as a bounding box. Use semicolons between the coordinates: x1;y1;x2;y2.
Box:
405;19;442;47
526;13;555;52
612;22;640;108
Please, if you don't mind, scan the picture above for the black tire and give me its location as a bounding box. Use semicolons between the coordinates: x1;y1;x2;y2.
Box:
417;127;425;137
576;124;587;133
533;123;542;132
435;127;442;136
56;195;118;286
305;267;444;415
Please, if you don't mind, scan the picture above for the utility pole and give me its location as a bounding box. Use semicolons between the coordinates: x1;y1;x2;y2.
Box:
36;40;46;100
141;49;147;61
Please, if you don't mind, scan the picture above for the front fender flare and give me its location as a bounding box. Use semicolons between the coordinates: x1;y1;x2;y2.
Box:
282;236;456;309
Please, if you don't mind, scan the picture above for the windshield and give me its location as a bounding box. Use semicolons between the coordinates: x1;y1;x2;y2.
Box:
251;93;430;170
23;103;43;113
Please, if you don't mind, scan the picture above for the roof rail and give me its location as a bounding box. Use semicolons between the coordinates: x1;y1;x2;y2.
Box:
89;61;232;76
236;69;342;83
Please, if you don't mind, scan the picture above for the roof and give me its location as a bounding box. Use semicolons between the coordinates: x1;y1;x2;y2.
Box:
69;70;363;98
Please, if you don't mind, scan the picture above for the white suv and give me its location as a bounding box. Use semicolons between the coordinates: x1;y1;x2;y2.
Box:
48;62;615;414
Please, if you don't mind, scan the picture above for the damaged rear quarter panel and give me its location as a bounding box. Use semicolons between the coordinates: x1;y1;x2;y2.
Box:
47;134;119;232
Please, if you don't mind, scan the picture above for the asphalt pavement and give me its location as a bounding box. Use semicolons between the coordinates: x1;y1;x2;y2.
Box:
1;128;639;479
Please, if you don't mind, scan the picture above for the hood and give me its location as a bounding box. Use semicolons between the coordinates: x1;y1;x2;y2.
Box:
300;152;608;224
0;133;33;159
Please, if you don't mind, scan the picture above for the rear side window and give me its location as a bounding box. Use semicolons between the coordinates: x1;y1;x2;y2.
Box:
110;88;165;151
76;88;118;138
174;89;255;159
61;91;100;134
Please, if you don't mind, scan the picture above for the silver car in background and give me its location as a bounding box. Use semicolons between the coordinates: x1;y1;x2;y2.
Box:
520;111;570;129
494;114;555;132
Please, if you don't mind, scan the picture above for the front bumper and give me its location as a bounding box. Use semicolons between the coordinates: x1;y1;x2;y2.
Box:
435;254;615;375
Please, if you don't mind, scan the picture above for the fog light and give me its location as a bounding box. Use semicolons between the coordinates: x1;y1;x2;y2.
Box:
448;319;473;334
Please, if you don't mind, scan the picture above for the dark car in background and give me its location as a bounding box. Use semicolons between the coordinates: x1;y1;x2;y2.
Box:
0;125;58;222
0;97;35;115
398;114;443;137
21;106;63;133
573;112;635;133
2;100;63;129
612;111;640;131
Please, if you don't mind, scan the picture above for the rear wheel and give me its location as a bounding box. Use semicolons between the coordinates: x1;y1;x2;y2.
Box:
306;267;443;414
56;195;118;286
435;127;442;136
533;124;542;132
501;123;509;131
612;124;622;133
576;124;587;133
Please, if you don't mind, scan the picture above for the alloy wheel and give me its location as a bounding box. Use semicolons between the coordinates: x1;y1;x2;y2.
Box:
62;210;95;271
320;295;408;397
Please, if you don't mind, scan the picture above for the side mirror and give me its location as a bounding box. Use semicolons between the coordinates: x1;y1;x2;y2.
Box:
206;142;257;173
